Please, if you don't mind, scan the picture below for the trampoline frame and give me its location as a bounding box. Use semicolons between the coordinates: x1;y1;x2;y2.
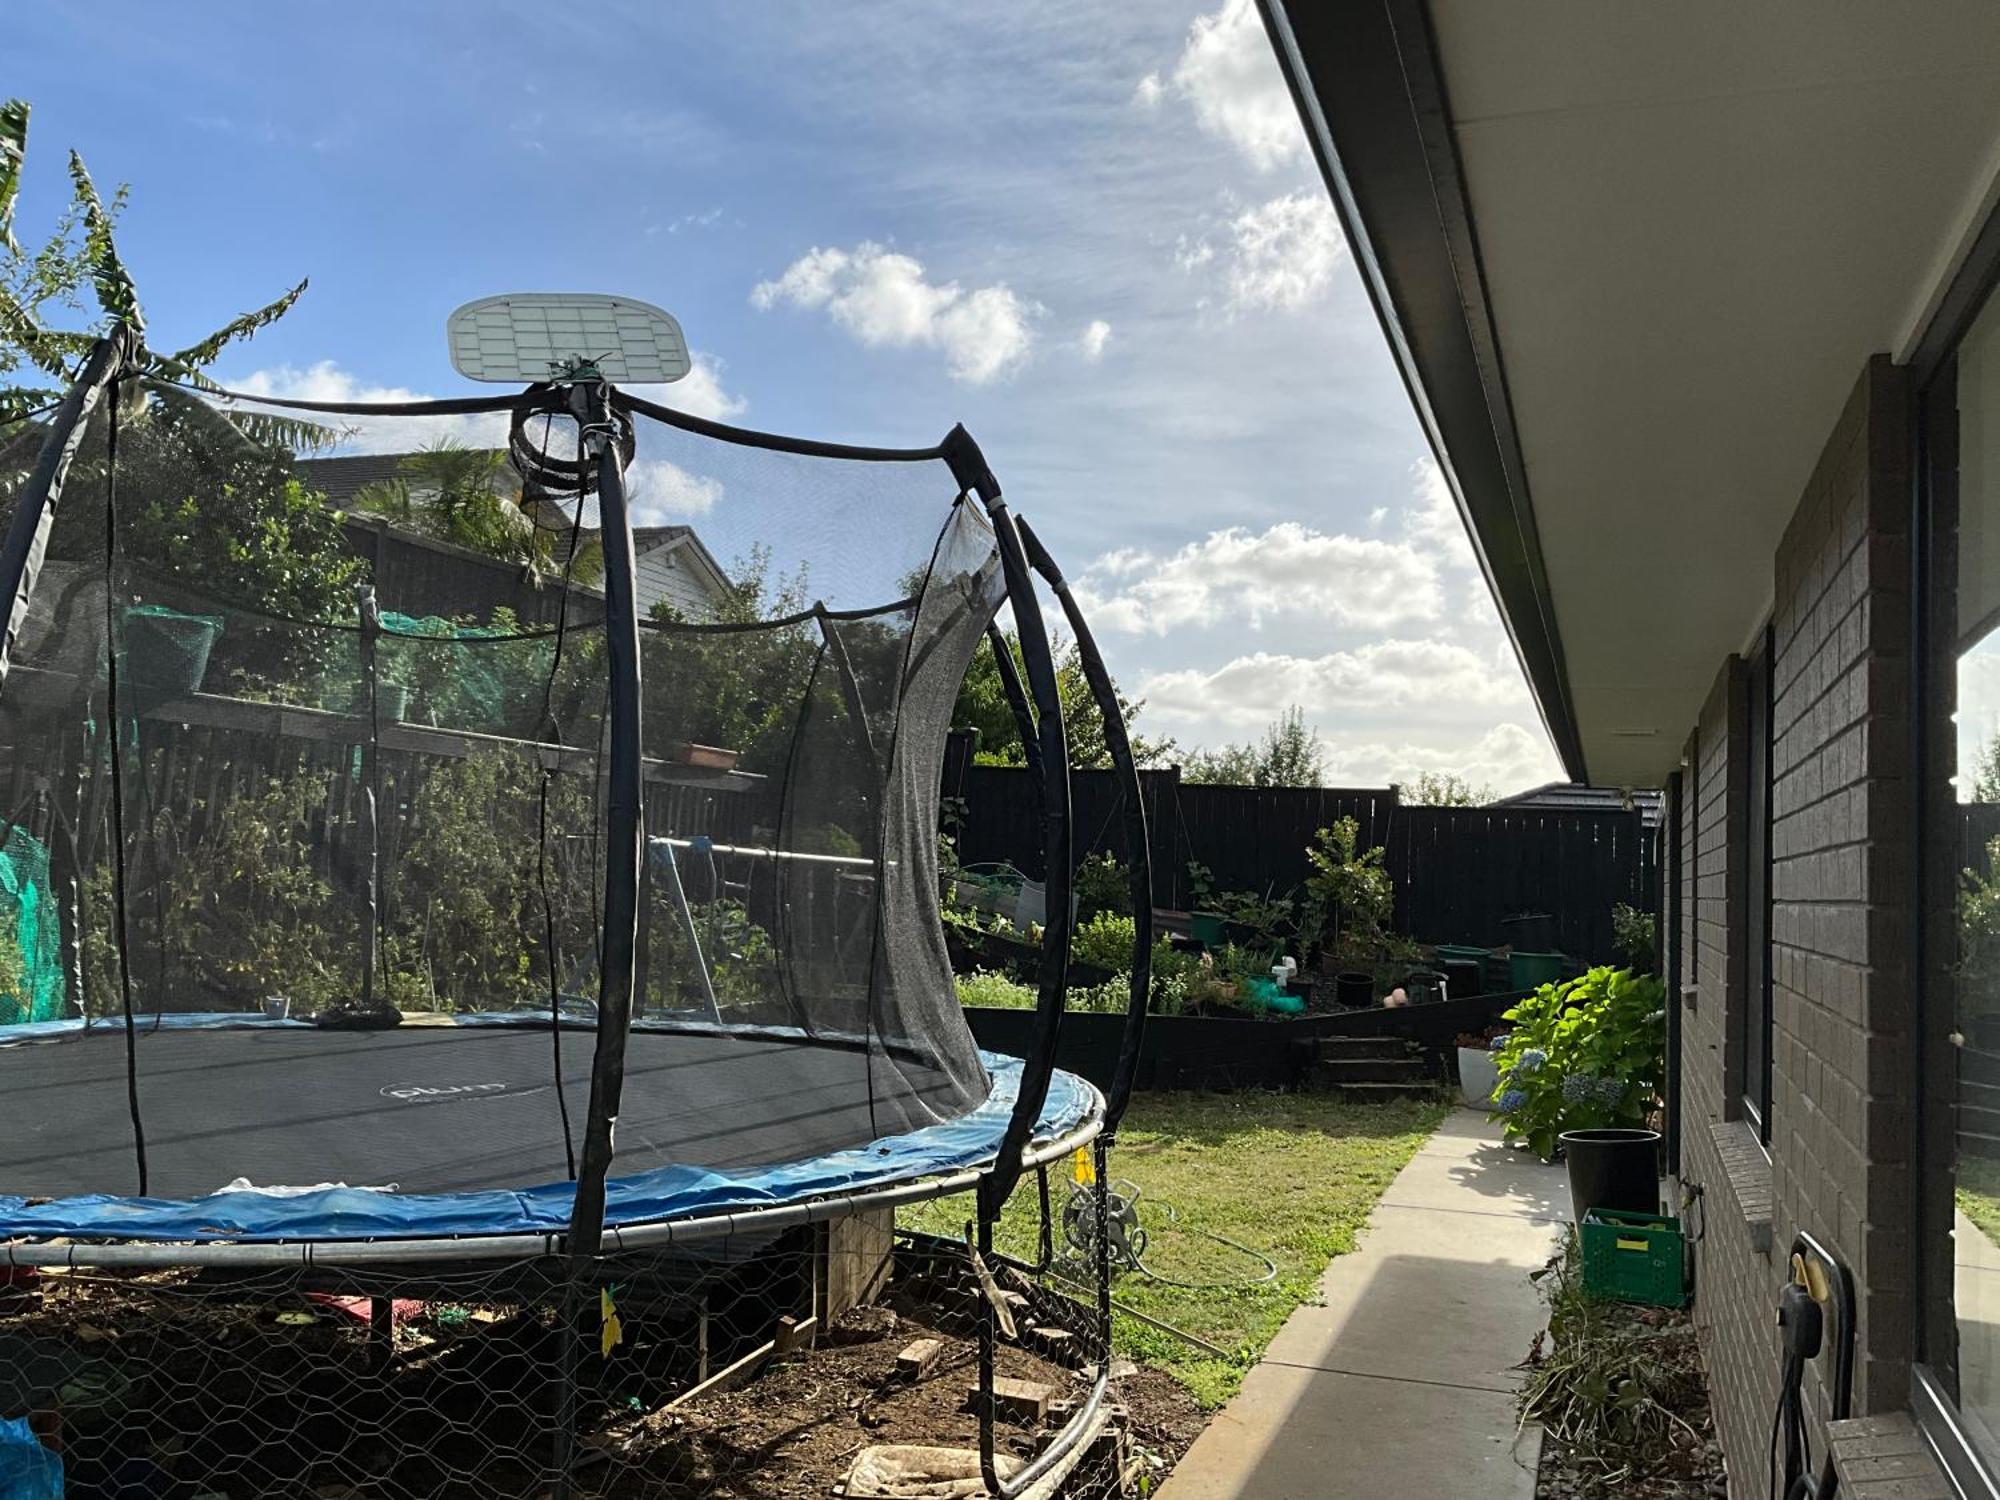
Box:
0;328;1158;1498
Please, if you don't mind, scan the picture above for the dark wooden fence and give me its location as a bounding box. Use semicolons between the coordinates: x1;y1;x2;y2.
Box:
941;738;1660;962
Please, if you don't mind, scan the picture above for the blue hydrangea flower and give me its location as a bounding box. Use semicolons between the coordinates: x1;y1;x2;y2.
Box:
1513;1048;1548;1076
1495;1087;1527;1114
1487;1034;1511;1051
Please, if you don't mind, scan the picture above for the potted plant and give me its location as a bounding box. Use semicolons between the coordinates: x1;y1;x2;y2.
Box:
1454;1027;1509;1108
1489;966;1667;1219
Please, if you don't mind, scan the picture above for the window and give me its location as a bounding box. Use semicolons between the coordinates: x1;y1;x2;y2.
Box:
1919;277;2000;1479
1741;631;1774;1139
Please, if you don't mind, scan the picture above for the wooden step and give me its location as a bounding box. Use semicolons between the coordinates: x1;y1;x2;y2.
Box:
1304;1071;1440;1102
1316;1035;1412;1061
1312;1057;1430;1085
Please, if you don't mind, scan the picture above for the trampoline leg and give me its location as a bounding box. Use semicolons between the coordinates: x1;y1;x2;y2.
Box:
698;1293;711;1383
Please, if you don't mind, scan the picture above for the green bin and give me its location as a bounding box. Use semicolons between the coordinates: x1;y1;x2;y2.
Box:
1510;950;1566;991
1580;1206;1685;1307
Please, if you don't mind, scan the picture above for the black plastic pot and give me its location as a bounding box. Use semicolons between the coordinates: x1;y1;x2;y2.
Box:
1335;971;1374;1008
1559;1127;1660;1221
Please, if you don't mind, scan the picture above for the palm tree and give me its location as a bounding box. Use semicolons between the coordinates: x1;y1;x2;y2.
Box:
0;97;327;455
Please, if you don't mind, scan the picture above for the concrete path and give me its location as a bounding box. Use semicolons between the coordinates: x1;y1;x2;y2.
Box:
1157;1109;1565;1500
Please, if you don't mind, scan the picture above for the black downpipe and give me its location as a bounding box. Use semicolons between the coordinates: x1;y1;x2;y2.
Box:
986;622;1044;788
1019;516;1152;1138
1664;770;1683;1177
567;385;645;1260
943;426;1072;1217
0;329;135;691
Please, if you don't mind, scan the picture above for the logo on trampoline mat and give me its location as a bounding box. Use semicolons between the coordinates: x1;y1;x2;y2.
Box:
381;1081;544;1104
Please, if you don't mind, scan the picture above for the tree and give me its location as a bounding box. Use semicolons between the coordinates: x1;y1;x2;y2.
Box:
1;99;321;454
354;441;606;588
1974;731;2000;803
1183;705;1327;788
951;628;1175;770
1400;770;1494;807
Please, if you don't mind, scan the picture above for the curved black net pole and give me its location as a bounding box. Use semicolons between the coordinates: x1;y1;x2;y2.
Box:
1018;516;1153;1139
567;381;645;1260
0;329;135;692
942;427;1072;1216
985;623;1044;787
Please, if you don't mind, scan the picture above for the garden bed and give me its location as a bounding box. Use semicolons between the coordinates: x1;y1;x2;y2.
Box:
964;990;1527;1094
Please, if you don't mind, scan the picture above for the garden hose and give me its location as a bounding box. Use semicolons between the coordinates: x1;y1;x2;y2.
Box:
1061;1176;1278;1291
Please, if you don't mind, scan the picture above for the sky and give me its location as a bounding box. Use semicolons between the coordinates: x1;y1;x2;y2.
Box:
12;0;1564;793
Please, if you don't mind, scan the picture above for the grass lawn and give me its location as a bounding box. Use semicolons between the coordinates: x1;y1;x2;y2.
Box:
1960;1155;2000;1246
902;1091;1448;1407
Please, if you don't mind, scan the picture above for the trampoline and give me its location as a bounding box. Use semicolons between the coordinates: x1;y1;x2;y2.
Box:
0;298;1154;1497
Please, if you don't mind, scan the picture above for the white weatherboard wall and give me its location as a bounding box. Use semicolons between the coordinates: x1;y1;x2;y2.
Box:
635;540;721;621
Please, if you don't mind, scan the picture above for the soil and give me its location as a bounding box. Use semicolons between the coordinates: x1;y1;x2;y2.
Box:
0;1263;1212;1499
585;1298;1210;1497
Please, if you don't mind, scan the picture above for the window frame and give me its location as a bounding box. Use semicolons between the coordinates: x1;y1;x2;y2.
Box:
1739;627;1776;1141
1915;320;2000;1500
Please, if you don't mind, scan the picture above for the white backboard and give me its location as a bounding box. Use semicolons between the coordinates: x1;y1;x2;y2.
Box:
447;293;691;384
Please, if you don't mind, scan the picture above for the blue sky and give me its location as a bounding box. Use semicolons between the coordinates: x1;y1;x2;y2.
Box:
14;0;1561;791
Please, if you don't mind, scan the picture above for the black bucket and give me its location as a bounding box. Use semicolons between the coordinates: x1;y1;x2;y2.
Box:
1559;1128;1660;1221
1335;971;1374;1008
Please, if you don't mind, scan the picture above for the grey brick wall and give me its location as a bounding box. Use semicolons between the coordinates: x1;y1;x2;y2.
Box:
1672;356;1917;1496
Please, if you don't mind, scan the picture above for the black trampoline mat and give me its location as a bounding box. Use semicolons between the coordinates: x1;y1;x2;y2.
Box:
0;1023;967;1204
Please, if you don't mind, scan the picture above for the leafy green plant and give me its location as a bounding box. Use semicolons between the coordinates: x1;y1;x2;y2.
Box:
1490;967;1667;1159
1611;901;1658;973
1074;850;1131;921
1300;817;1393;967
1072;909;1138;973
1961;837;2000;1036
956;968;1037;1010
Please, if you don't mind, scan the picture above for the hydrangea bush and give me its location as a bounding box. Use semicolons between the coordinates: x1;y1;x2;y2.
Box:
1488;966;1667;1159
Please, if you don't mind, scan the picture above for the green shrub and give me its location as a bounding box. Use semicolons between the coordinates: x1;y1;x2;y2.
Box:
956;969;1037;1009
1074;850;1131;920
1490;966;1666;1159
1073;909;1138;972
1611;901;1658;972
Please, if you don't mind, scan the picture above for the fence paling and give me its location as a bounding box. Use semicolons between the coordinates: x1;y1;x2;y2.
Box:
945;758;1662;961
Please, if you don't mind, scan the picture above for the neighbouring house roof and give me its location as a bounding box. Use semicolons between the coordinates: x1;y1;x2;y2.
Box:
1259;1;2000;785
1489;781;1663;829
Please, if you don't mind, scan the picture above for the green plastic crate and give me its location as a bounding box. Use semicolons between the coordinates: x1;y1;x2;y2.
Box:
1580;1207;1686;1308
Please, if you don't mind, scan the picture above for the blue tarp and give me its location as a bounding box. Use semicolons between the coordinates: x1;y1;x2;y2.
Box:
0;1044;1095;1244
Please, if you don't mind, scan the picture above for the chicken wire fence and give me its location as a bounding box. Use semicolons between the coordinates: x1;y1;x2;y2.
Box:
1;1221;1116;1499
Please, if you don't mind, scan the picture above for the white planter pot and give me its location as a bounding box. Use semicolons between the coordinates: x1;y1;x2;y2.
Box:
1458;1046;1500;1109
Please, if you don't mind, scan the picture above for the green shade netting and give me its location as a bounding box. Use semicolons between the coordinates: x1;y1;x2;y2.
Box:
0;825;62;1025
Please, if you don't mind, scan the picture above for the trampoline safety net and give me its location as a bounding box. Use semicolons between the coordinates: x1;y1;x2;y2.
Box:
0;379;1016;1230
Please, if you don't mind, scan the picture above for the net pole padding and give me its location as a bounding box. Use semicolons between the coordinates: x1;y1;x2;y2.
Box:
567;383;645;1260
984;621;1044;787
942;425;1073;1222
357;584;382;1014
0;327;137;696
1019;516;1154;1140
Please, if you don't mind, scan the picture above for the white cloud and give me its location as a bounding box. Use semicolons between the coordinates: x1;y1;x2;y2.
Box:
750;242;1039;384
1224;191;1345;312
1150;0;1306;173
1322;723;1559;796
1175;234;1215;273
1079;319;1112;361
1140;641;1527;728
628;457;723;522
1404;456;1472;563
1367;505;1388;528
1076;521;1442;635
1133;72;1165;109
646;352;748;422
